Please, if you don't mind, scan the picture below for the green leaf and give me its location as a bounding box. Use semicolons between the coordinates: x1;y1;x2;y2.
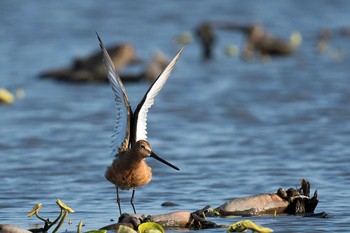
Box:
117;225;137;233
84;230;107;233
138;222;164;233
227;220;273;233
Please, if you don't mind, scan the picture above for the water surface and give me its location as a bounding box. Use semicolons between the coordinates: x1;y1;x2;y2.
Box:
1;1;350;232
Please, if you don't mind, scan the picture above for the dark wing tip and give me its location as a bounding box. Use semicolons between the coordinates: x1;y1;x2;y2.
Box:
96;32;105;50
96;32;118;73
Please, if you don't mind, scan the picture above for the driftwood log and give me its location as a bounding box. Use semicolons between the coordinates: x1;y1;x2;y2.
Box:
216;179;319;216
215;193;288;216
100;178;326;231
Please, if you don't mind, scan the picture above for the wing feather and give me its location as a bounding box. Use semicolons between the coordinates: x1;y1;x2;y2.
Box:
97;33;132;154
133;45;186;143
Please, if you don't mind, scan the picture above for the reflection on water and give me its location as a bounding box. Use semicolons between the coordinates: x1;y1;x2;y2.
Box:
1;1;350;232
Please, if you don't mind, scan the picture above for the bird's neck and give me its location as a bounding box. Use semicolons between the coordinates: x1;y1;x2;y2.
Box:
123;152;145;169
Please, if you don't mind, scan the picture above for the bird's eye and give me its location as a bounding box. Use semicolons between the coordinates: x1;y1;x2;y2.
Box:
141;145;146;149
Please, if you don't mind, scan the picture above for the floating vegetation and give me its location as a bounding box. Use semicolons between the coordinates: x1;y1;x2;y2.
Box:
84;230;107;233
227;220;273;233
138;222;164;233
27;199;75;233
0;88;14;104
116;225;137;233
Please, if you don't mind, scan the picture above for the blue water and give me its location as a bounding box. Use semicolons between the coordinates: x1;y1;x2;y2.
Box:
1;1;350;232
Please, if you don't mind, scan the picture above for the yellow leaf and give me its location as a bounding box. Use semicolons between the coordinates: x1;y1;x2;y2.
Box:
77;220;83;233
227;220;273;233
28;203;42;217
56;199;75;213
0;88;14;104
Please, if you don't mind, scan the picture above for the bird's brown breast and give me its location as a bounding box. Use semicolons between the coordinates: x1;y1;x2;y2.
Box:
105;155;152;190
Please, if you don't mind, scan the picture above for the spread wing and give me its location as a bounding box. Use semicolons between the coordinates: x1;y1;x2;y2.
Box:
132;45;186;143
97;33;132;154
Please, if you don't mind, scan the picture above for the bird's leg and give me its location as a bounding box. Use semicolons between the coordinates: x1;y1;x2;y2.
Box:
130;188;137;214
115;186;122;215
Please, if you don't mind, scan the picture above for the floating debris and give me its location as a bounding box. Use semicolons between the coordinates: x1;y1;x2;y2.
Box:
224;44;239;57
290;31;302;48
0;88;14;104
174;31;193;44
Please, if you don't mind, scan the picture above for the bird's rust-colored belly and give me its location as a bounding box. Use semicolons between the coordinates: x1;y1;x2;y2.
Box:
105;159;152;190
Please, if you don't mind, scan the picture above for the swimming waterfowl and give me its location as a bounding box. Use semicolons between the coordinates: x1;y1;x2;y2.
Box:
40;43;142;83
196;22;216;61
194;21;298;60
241;24;295;59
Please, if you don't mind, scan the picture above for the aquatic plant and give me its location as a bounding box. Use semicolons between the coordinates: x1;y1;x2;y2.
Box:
227;220;273;233
27;199;75;233
138;222;164;233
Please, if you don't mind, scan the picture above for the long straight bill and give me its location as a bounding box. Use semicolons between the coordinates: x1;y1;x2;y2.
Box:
150;152;179;170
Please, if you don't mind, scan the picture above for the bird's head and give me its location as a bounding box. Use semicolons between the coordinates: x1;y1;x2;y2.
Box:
134;140;152;157
134;140;179;171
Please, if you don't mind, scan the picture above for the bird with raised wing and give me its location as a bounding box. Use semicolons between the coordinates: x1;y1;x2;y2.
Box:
97;33;184;215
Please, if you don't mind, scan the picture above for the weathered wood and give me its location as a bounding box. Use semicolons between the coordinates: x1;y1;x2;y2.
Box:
215;193;289;216
100;178;322;230
0;224;32;233
148;211;192;228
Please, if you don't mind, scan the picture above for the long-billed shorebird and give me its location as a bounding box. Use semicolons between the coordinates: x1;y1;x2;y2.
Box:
97;33;184;215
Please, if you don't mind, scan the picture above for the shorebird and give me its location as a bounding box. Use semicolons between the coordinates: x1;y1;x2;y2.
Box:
97;33;183;215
